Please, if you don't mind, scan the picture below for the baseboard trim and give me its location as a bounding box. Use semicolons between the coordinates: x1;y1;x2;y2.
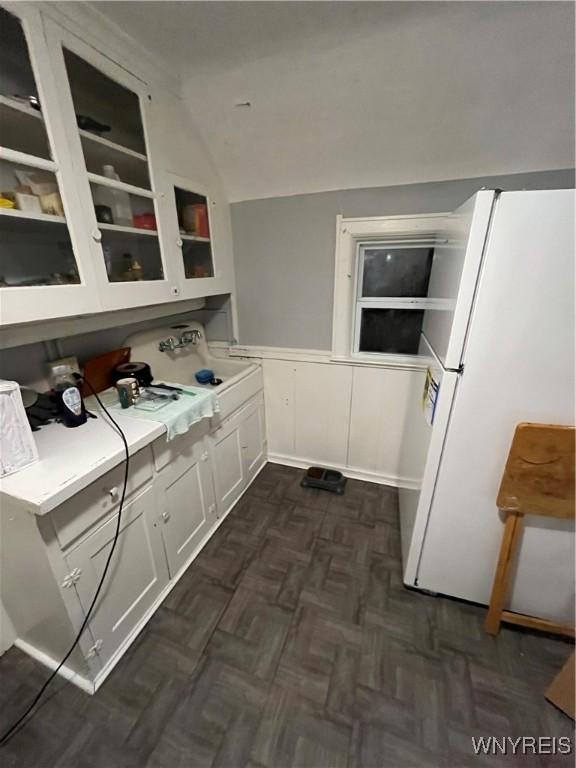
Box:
267;452;420;489
14;639;95;694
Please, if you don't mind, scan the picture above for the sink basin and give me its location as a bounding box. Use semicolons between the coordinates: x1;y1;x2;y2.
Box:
125;322;254;389
124;322;262;421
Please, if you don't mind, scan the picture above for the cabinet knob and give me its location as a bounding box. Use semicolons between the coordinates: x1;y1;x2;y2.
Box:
108;486;119;499
92;229;102;242
162;510;171;523
176;238;183;248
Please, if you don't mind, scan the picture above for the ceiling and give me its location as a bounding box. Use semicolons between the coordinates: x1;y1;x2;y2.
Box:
92;1;574;202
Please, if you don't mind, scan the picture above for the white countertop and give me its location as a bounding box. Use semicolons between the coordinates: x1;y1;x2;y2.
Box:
0;408;165;516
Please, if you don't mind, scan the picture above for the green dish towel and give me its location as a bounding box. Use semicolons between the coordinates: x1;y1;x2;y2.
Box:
114;384;219;441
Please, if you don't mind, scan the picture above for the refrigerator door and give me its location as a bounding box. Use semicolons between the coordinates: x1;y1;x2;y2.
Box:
415;190;575;622
423;190;496;369
398;335;459;585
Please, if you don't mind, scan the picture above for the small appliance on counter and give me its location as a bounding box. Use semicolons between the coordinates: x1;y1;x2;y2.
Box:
52;366;87;428
113;361;153;387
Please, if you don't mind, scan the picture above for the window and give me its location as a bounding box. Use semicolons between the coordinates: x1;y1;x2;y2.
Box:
354;244;434;355
332;214;448;364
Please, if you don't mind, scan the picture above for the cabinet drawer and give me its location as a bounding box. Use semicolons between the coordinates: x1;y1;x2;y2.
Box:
152;419;210;472
50;446;153;550
215;366;264;422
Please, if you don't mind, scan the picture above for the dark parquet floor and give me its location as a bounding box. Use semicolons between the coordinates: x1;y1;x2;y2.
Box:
0;464;573;767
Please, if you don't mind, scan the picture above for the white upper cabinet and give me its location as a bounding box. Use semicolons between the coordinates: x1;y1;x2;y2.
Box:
0;5;101;325
0;4;235;327
43;19;179;311
164;172;233;300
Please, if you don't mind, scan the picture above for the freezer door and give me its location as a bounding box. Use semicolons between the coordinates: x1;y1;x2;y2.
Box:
423;190;496;369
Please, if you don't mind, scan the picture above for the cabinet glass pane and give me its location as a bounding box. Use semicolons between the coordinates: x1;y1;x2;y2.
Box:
359;308;424;354
0;9;52;159
0;216;79;287
182;241;214;279
101;230;163;283
91;182;156;231
174;186;214;279
63;49;147;155
361;246;433;298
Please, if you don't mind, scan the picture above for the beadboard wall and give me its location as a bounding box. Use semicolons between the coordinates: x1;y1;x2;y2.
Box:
229;346;430;487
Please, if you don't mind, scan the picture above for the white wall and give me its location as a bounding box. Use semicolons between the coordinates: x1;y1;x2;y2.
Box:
97;1;575;202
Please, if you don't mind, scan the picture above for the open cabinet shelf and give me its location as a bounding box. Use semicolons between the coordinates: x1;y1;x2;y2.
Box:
180;233;210;243
0;207;65;224
98;221;157;236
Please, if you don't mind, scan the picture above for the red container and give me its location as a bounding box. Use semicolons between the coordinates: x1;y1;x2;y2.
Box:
133;213;157;230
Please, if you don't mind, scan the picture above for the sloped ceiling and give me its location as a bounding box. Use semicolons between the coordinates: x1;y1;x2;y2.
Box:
93;1;574;202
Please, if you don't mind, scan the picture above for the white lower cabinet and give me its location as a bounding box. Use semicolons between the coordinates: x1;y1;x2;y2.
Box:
2;388;266;691
210;394;266;516
240;396;267;485
65;485;168;668
156;437;217;577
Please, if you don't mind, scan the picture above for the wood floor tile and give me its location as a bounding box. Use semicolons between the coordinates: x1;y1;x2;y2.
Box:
1;463;572;768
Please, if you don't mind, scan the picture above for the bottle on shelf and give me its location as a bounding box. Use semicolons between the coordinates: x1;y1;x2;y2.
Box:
93;164;132;227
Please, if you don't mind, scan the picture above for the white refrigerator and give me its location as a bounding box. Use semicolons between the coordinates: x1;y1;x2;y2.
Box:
399;188;575;624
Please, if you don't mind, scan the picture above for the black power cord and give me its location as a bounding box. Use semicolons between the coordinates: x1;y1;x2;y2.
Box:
0;376;130;746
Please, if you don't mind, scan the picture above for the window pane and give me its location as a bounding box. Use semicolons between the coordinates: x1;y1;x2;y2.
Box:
361;247;433;298
359;308;424;354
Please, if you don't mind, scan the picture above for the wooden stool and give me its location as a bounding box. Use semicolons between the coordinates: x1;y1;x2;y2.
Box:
485;423;575;638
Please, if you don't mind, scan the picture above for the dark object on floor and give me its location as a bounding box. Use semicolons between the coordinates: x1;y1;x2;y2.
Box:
301;466;347;494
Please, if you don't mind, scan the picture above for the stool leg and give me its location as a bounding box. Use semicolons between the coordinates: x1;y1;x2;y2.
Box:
485;512;523;636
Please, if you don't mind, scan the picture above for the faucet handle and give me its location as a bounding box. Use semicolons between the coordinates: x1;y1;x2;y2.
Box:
159;336;177;352
180;329;202;344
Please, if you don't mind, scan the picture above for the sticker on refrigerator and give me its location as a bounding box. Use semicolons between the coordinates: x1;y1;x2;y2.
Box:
422;367;440;426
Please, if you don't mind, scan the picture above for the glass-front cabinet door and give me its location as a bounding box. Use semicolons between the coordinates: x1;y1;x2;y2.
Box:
168;174;223;299
45;20;176;311
0;5;100;325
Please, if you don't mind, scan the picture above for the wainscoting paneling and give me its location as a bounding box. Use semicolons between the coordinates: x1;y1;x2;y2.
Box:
247;349;429;486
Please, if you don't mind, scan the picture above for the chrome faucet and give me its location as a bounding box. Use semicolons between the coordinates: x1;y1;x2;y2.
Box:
180;329;202;345
158;329;202;352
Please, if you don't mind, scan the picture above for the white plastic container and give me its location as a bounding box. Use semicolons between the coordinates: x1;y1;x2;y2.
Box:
0;380;38;477
95;164;132;227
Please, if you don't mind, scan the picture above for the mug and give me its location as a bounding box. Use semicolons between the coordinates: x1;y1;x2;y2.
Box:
116;377;140;408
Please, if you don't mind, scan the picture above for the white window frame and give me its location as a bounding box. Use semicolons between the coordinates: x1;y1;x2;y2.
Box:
332;213;449;369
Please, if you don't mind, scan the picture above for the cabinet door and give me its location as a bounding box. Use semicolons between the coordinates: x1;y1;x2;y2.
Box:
0;5;101;325
210;417;245;517
157;437;216;578
163;173;231;300
65;485;168;669
240;396;267;485
43;19;180;311
210;395;267;517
